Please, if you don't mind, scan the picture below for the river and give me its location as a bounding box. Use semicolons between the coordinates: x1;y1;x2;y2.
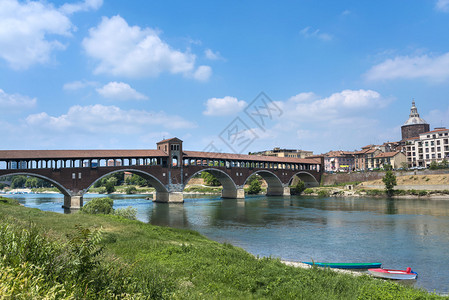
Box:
3;192;449;294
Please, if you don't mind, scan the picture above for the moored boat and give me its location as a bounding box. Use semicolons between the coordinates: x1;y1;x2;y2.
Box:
302;262;382;269
368;267;417;280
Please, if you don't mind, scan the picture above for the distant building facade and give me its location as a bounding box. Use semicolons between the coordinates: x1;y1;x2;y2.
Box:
323;151;355;172
251;147;313;159
404;128;449;167
374;151;407;170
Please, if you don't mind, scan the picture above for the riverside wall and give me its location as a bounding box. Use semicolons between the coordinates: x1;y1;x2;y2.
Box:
322;169;449;186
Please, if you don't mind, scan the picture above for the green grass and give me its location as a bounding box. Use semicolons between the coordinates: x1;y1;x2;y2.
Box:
0;196;443;299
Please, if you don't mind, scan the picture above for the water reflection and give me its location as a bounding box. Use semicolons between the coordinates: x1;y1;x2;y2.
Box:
150;203;189;227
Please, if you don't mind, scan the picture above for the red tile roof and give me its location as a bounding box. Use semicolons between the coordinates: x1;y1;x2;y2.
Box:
374;151;402;158
0;149;168;160
183;151;320;164
157;137;183;144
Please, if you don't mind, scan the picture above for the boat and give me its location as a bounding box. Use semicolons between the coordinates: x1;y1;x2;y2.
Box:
302;262;382;269
368;267;417;280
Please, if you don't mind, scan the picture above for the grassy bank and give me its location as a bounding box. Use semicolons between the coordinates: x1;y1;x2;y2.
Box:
0;197;442;299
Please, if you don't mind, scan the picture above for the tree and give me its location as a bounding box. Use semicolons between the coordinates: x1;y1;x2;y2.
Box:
291;180;305;195
11;175;27;189
247;178;262;194
382;169;397;197
125;186;137;194
105;177;117;194
429;161;439;170
201;172;221;186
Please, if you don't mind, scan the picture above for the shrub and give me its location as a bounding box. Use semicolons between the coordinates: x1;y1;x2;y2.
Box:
81;197;114;215
126;186;137;194
290;181;305;195
303;188;314;194
317;190;330;197
114;206;137;220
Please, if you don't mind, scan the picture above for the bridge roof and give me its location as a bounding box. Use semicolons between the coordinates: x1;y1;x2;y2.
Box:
0;149;168;160
183;151;320;164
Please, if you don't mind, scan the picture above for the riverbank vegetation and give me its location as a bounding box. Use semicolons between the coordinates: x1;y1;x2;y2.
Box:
0;196;442;299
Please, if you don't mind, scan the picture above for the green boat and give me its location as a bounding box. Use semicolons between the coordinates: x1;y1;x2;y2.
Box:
302;262;382;269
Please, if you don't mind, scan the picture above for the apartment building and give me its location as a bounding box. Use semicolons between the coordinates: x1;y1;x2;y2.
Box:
404;128;449;167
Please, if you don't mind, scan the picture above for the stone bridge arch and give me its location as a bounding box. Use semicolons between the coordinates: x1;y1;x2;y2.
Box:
245;170;290;196
86;169;170;202
185;168;243;199
289;171;320;187
0;171;71;196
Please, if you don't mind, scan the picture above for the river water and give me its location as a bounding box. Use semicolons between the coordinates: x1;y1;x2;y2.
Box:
3;193;449;294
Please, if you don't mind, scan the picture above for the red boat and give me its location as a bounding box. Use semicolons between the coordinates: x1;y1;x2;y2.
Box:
368;267;417;280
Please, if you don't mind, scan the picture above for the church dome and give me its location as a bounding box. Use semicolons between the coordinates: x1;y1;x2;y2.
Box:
403;100;428;126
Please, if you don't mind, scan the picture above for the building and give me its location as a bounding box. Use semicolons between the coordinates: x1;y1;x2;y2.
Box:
401;100;430;140
251;147;313;159
374;151;407;169
323;151;355;172
404;127;449;167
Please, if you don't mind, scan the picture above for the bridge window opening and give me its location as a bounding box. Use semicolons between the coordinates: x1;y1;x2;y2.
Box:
172;156;178;167
0;161;6;170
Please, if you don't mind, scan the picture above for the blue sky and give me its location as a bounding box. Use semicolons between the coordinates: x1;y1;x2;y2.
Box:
1;0;449;154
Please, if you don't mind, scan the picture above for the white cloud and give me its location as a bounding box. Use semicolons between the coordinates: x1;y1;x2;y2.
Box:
26;104;196;134
193;65;212;81
281;89;385;121
60;0;103;14
0;89;36;111
203;96;247;116
82;15;211;80
365;52;449;82
96;82;148;100
205;49;223;60
300;26;332;41
0;0;74;69
436;0;449;12
63;80;98;91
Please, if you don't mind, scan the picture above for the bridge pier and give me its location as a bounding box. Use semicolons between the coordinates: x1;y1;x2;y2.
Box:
266;186;291;197
221;188;245;199
154;191;184;203
63;195;83;209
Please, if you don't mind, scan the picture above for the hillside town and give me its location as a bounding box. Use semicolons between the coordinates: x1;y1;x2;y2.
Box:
253;101;449;173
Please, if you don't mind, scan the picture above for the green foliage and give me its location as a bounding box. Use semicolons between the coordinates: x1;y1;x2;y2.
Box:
125;174;149;187
400;162;409;170
303;188;314;194
201;171;221;186
0;196;19;205
184;186;222;193
125;185;137;194
11;175;27;189
290;180;306;195
0;183;5;189
317;189;330;197
104;177;117;194
247;177;262;194
382;170;397;197
81;197;114;215
114;206;137;220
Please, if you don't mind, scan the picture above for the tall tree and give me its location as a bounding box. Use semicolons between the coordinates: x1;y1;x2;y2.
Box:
382;165;397;197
